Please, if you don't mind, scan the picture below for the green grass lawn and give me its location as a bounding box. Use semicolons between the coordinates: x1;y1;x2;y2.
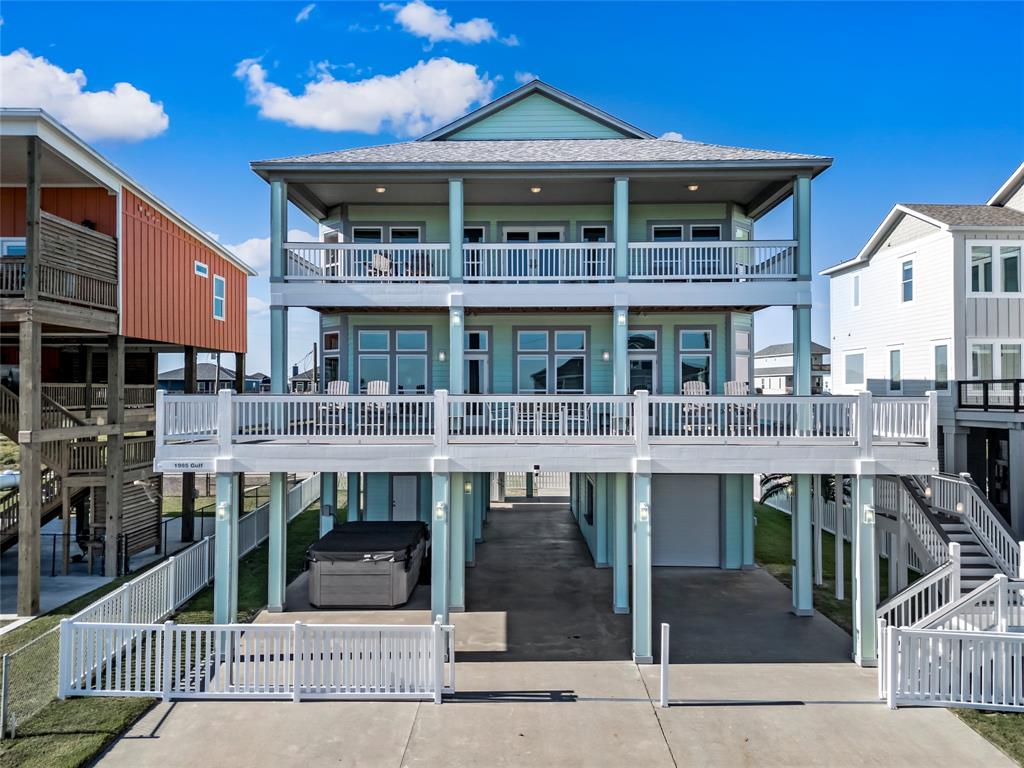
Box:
754;502;1024;765
0;436;18;470
0;503;324;768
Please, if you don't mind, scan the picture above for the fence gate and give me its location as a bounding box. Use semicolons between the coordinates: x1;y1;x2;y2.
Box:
59;619;455;703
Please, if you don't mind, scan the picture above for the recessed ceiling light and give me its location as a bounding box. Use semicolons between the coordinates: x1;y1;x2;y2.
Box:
530;186;542;194
687;184;700;192
375;186;387;194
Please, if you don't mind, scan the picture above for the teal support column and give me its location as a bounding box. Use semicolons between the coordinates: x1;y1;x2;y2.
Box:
853;474;878;666
267;472;288;612
346;472;361;520
449;473;466;611
431;473;450;622
595;474;609;567
612;307;629;395
526;471;534;498
793;173;812;280
793;307;812;398
474;473;484;542
449;306;464;394
320;472;337;537
213;472;238;624
791;474;813;616
741;474;755;568
464;475;475;567
448;178;464;281
613;473;629;613
721;476;743;569
269;179;288;394
632;473;652;662
613;177;629;280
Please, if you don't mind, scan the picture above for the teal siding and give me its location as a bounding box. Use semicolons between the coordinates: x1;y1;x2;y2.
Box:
446;93;628;140
346;313;450;391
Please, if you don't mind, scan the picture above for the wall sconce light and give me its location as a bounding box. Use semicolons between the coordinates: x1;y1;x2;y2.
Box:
617;312;626;326
955;501;964;514
924;486;932;499
375;186;387;194
638;501;650;522
687;184;700;192
451;312;461;325
217;501;230;521
863;504;875;525
786;484;794;496
438;350;447;363
601;350;611;362
435;502;447;520
530;186;542;194
464;480;473;494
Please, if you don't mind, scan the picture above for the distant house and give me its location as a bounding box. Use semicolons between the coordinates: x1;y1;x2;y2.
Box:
158;363;262;393
289;366;316;393
754;342;830;394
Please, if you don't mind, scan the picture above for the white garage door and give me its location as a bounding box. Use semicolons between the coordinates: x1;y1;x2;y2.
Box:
651;475;720;566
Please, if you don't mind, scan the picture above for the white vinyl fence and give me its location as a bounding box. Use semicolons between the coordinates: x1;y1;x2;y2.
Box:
503;471;570;495
59;619;454;703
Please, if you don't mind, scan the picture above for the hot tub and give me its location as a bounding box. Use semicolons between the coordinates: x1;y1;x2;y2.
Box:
306;521;428;608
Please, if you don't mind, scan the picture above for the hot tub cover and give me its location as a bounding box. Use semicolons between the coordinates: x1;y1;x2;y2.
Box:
306;521;428;565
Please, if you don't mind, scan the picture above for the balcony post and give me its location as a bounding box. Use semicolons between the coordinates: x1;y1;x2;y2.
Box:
449;472;466;612
857;391;874;458
613;473;629;614
25;136;41;301
448;178;464;282
1008;426;1024;535
793;173;812;280
268;179;290;603
448;307;464;395
791;474;813;616
267;471;288;612
213;471;239;624
16;319;41;616
431;473;450;622
613;177;629;280
104;334;125;577
320;472;337;537
632;471;652;663
180;346;197;542
613;307;629;395
852;473;877;666
217;388;233;457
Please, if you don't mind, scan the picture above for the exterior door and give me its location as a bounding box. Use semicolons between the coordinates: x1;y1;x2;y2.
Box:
651;475;720;566
464;356;489;394
391;475;418;521
503;227;564;277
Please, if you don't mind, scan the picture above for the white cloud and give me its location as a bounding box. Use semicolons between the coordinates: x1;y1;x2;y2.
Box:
381;1;513;46
235;56;493;136
0;48;168;141
514;71;537;85
227;229;316;276
247;296;270;316
295;3;315;22
659;131;685;142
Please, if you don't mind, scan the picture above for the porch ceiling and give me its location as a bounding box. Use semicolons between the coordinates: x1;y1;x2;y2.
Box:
0;134;109;188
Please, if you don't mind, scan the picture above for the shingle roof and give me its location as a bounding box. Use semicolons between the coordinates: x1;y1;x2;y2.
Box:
159;364;260;381
257;138;830;166
901;204;1024;228
755;342;830;358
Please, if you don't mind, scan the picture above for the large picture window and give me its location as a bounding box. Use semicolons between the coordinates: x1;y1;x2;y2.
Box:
515;329;587;393
970;339;1023;380
845;352;865;386
356;328;430;393
969;241;1024;295
678;329;713;391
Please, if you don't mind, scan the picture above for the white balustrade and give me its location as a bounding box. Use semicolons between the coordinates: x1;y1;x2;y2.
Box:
162;394;219;441
448;395;633;442
876;555;959;630
628;240;796;281
648;395;857;443
872;398;930;443
284;242;450;281
463;242;614;282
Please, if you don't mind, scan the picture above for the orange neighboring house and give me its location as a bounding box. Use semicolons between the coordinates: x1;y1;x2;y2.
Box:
0;109;255;616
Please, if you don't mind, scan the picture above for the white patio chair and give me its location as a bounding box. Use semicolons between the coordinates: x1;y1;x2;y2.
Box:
364;380;390;433
320;379;350;428
723;380;748;396
682;380;708;396
682;380;709;434
723;380;754;434
369;252;393;277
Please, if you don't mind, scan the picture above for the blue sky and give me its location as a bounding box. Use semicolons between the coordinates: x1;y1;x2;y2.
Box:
2;1;1022;375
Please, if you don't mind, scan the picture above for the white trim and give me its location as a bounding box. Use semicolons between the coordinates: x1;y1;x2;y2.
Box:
987;162;1024;207
212;274;226;321
820;207;949;276
966;239;1023;297
900;258;914;304
194;260;209;278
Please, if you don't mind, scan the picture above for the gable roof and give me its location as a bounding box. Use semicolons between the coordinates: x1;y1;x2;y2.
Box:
988;162;1024;207
158;363;262;382
755;342;829;358
417;80;654;142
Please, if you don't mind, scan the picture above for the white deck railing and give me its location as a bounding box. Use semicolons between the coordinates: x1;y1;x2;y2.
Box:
463;242;614;282
872;397;931;443
628;240;797;281
59;619;454;703
157;390;938;456
284;242;450;282
875;545;960;631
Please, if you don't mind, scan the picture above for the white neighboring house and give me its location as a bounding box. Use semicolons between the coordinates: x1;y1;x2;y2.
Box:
824;163;1024;533
754;342;830;394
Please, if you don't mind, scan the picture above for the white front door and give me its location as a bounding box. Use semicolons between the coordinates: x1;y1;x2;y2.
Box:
392;475;418;521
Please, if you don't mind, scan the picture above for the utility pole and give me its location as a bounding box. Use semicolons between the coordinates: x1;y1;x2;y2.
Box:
313;343;318;392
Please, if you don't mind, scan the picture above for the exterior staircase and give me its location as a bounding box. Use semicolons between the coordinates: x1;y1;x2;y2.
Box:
935;516;1001;592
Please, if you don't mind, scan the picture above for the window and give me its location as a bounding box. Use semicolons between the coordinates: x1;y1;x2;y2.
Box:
690;225;721;242
464;329;490;395
212;275;225;320
734;329;752;389
0;239;26;256
734;227;750;241
845;352;865;386
194;261;209;278
389;227;420;244
580;226;608;243
358;356;389;391
358;330;389;351
969;241;1024;294
463;227;485;244
323;332;340;351
396;330;427;351
627;330;657;350
852;274;861;308
678;329;713;391
502;227;564;243
352;227;383;243
356;328;431;394
465;330;488;350
515;329;587;393
934;344;949;390
889;349;902;391
395;356;427;394
973;340;1024;380
323;356;340;386
971;343;994;379
652;225;683;242
901;261;913;302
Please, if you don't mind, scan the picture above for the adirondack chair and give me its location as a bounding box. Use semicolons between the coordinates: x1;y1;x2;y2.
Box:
369;251;393;277
320;379;350;426
682;379;709;434
723;380;748;396
682;380;708;396
723;380;753;434
363;380;390;432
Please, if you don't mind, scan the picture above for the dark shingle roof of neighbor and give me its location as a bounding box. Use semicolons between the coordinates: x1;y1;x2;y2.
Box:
902;204;1024;228
159;363;261;381
257;138;830;166
755;342;830;358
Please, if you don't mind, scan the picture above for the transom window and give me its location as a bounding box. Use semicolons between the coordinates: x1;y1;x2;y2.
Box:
502;226;564;243
515;329;587;393
194;261;209;278
690;225;722;242
356;328;430;394
580;226;608;243
970;241;1023;294
463;227;485;244
213;275;225;320
352;227;383;243
901;260;913;302
652;225;683;242
389;226;421;244
678;329;713;391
